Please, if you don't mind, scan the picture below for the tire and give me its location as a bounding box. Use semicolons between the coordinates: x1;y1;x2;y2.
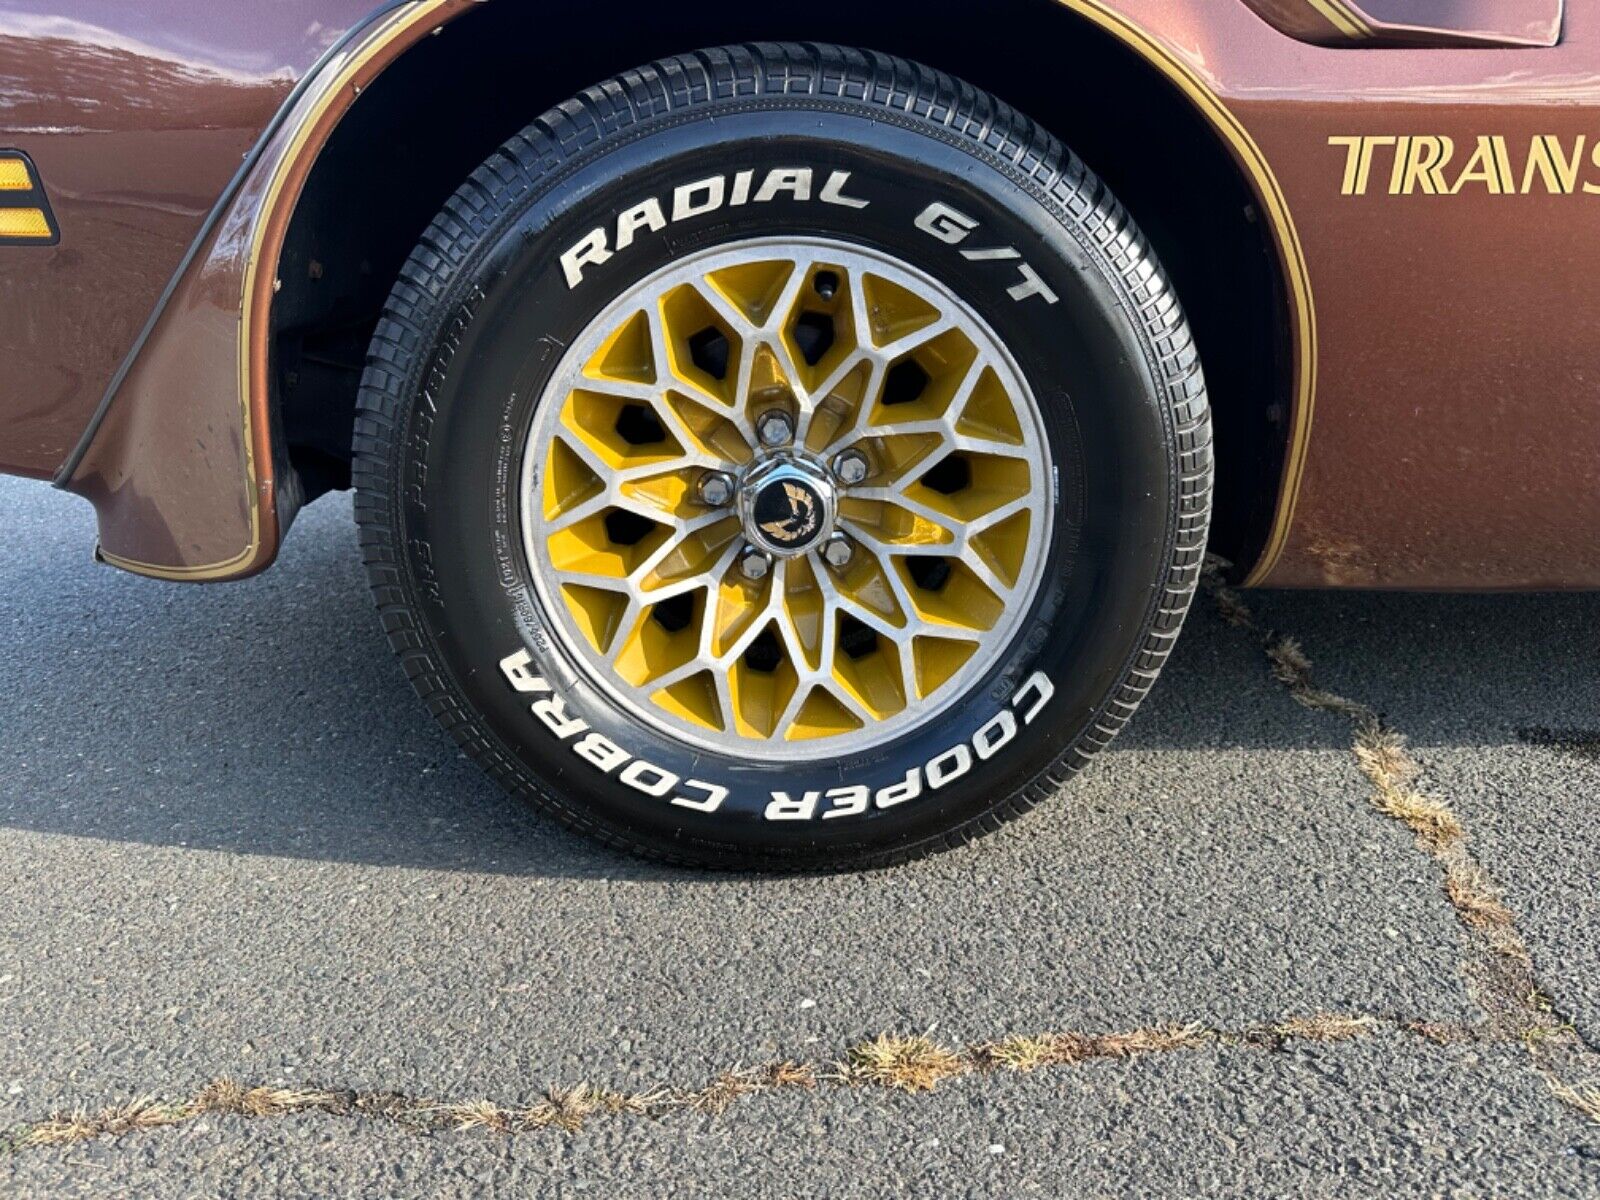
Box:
353;43;1211;870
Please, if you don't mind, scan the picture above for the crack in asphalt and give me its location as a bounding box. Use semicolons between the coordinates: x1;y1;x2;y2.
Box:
1202;561;1600;1127
6;564;1597;1155
2;1016;1482;1153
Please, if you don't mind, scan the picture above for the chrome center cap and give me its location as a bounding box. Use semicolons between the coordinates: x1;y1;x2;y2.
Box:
738;456;837;558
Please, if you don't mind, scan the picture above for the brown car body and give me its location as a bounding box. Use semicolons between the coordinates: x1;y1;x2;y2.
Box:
1;0;1596;589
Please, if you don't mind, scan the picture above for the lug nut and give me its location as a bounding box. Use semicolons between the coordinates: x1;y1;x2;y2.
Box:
756;409;793;447
832;448;870;486
697;470;735;507
739;546;772;580
820;533;854;569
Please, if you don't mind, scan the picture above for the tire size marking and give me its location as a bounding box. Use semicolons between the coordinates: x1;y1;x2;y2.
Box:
560;167;869;288
499;646;1052;822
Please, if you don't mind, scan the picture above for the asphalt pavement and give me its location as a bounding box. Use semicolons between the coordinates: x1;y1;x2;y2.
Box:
1;475;1597;1197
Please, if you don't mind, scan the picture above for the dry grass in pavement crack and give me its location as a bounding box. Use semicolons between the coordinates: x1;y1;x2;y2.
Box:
1549;1080;1600;1124
976;1024;1212;1074
16;1085;347;1148
842;1033;969;1092
1202;557;1600;1127
686;1062;815;1114
3;1016;1407;1152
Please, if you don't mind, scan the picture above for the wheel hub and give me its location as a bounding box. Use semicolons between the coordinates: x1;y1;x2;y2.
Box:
739;455;837;558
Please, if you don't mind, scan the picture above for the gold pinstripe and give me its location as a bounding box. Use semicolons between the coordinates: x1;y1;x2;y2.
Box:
1305;0;1373;40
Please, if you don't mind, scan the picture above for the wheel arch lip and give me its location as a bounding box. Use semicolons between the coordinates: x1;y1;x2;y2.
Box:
56;0;475;581
56;0;1308;587
1055;3;1314;587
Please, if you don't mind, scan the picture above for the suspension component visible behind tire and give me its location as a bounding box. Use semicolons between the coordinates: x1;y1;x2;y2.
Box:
353;43;1211;869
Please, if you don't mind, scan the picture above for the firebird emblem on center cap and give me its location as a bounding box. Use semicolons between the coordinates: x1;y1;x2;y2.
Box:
757;481;820;545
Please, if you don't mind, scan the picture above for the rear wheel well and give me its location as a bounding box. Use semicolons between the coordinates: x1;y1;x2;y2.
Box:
274;0;1290;571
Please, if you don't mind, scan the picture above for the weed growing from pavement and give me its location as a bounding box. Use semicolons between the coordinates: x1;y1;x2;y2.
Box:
1261;1015;1378;1045
1549;1080;1600;1124
16;1011;1534;1152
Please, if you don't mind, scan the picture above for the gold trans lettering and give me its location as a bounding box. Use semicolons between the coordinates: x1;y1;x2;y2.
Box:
1329;134;1600;196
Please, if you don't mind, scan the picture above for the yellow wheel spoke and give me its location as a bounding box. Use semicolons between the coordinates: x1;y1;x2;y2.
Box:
704;260;797;327
832;620;908;720
639;518;742;590
558;582;631;655
662;390;755;465
729;627;801;738
660;284;745;408
911;636;981;700
652;670;726;732
891;556;1004;633
779;554;828;673
839;497;957;549
583;308;657;385
955;364;1026;446
801;358;876;455
860;271;941;346
613;596;702;688
710;571;771;658
779;262;861;401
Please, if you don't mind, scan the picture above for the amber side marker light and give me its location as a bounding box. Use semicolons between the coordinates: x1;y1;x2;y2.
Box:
0;151;60;246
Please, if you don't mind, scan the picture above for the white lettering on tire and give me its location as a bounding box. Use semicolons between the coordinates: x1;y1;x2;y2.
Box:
495;653;1054;822
531;693;587;740
672;176;725;221
822;784;870;819
926;744;973;790
614;198;667;250
572;731;629;772
874;768;922;810
765;791;820;821
499;647;551;693
913;201;1059;305
973;708;1018;760
498;647;725;812
619;759;678;798
558;229;613;289
914;200;979;244
559;167;872;288
672;780;728;813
